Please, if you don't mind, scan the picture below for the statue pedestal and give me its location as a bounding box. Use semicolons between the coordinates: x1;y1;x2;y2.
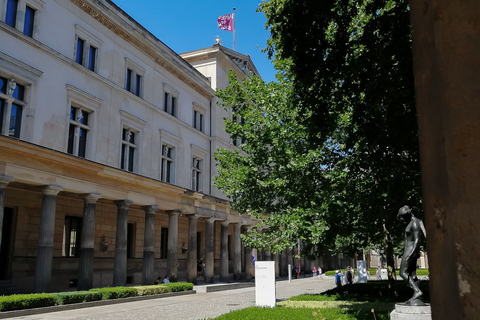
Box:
390;303;431;320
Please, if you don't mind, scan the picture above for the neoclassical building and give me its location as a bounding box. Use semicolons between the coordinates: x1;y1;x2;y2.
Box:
0;0;269;294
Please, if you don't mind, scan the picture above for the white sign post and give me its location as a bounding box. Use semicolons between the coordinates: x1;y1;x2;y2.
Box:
255;261;276;308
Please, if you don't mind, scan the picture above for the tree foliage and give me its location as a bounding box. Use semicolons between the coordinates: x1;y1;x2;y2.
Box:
214;0;423;275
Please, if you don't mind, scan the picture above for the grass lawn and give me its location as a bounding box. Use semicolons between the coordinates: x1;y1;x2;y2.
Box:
212;280;429;320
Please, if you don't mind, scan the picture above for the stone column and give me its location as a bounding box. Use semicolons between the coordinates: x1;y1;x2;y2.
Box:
233;223;242;280
78;193;101;291
142;205;158;285
166;210;181;281
410;3;480;318
113;200;132;287
220;220;229;282
34;184;63;293
0;176;14;252
187;214;198;284
204;218;216;283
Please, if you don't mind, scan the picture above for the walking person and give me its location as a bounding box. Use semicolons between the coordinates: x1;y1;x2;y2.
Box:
335;270;342;287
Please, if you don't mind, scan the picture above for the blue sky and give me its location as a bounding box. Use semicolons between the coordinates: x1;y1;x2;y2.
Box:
112;0;277;83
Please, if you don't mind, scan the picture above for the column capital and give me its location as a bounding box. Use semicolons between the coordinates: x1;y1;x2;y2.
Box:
0;175;14;187
42;184;63;196
220;220;230;227
143;205;159;213
205;217;217;223
166;209;181;217
82;193;102;204
187;214;199;221
114;199;133;209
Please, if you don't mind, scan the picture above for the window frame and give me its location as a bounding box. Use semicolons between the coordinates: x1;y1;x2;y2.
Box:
66;85;101;160
161;143;175;184
121;127;137;173
159;130;180;184
124;58;145;98
191;144;207;193
163;84;179;117
67;105;90;158
63;215;82;258
192;156;202;192
2;0;43;38
119;110;145;174
0;76;26;138
74;25;102;73
192;103;206;132
0;51;42;142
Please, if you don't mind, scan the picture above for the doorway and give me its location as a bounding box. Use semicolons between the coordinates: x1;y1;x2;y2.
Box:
0;207;15;280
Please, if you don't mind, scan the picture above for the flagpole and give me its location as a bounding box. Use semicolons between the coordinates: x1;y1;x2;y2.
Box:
233;7;236;51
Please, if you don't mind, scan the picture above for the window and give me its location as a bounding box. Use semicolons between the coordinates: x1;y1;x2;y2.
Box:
23;6;35;37
231;115;245;147
75;37;97;72
74;25;101;72
121;128;137;172
0;76;25;138
67;106;90;157
5;0;18;28
192;104;205;132
192;157;202;192
161;144;174;183
125;68;142;96
160;227;168;259
124;59;145;97
163;84;178;117
4;0;40;37
127;223;135;258
164;92;176;116
63;216;82;257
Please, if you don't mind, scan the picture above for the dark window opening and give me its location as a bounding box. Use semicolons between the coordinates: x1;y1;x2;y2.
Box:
160;227;168;259
23;6;35;37
127;223;135;258
64;216;82;257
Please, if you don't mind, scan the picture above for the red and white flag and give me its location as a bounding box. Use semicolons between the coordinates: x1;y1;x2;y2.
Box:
217;13;233;31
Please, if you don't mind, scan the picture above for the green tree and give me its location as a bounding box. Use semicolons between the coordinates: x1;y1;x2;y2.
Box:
215;0;423;285
261;0;423;282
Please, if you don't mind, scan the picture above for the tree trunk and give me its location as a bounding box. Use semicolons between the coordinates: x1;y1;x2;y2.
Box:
383;222;397;293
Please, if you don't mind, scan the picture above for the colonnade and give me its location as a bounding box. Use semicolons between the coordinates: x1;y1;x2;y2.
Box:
0;176;273;292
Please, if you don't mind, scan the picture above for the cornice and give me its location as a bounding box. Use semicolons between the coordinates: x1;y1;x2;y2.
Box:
70;0;214;100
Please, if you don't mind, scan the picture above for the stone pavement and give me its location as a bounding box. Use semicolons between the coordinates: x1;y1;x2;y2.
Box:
2;277;336;320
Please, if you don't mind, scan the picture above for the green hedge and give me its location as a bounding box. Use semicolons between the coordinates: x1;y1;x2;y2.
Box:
89;287;138;300
133;285;170;296
53;291;102;305
0;293;56;312
160;282;193;292
0;282;194;312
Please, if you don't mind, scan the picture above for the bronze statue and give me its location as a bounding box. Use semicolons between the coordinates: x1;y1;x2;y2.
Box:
397;205;427;305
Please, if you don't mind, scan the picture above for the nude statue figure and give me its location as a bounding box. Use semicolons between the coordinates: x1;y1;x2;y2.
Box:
397;205;427;305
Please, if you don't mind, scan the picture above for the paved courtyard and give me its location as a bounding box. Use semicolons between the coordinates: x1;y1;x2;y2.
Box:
4;277;336;320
